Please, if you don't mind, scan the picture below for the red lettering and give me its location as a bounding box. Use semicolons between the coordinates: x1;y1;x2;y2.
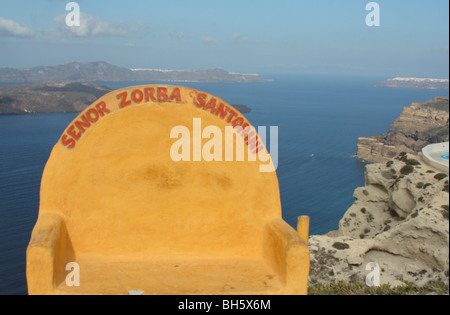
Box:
86;109;100;123
169;88;182;103
227;110;238;123
244;130;256;144
194;93;207;108
131;89;144;103
248;136;259;150
255;144;265;154
145;87;157;102
157;87;168;103
204;98;217;114
117;91;131;108
215;103;229;120
96;101;110;116
67;125;81;140
235;123;251;138
61;134;76;149
232;117;244;128
75;115;91;133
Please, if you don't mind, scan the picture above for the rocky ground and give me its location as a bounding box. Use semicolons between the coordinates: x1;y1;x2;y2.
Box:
309;152;449;289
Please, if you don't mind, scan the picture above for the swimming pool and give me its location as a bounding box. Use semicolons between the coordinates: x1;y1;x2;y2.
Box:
422;142;449;173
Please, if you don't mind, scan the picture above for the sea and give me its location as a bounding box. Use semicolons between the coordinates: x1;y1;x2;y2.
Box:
0;74;448;295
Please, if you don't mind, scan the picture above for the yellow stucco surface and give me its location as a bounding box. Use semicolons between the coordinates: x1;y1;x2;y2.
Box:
26;85;310;295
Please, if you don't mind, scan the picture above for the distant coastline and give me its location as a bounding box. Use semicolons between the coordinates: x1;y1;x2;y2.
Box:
376;77;449;90
0;61;269;84
0;82;252;115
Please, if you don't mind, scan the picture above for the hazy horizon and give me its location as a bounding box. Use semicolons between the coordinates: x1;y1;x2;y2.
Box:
0;0;448;78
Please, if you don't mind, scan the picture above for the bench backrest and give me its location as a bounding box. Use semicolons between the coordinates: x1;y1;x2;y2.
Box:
39;85;281;259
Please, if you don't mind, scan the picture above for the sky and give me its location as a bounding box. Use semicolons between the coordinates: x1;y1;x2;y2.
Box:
0;0;448;77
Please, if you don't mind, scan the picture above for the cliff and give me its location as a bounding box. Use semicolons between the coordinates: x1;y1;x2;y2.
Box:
0;61;268;84
309;152;449;288
356;97;449;163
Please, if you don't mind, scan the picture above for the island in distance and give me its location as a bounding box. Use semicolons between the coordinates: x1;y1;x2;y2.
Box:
0;61;269;84
0;82;252;115
376;77;449;90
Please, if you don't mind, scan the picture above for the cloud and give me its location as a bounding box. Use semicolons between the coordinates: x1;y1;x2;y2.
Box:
54;12;126;37
135;20;152;33
202;35;217;44
231;32;249;44
169;31;191;40
0;17;35;37
175;32;187;39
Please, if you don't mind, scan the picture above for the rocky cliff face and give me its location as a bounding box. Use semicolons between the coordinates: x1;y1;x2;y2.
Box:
309;153;449;288
356;97;449;163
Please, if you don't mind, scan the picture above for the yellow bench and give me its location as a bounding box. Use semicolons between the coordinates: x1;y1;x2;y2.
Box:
26;85;310;295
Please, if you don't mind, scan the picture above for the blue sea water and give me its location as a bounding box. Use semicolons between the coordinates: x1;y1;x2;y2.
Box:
0;75;448;294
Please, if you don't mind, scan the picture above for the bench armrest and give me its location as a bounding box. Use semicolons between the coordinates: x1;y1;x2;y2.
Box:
26;213;66;295
263;219;310;295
